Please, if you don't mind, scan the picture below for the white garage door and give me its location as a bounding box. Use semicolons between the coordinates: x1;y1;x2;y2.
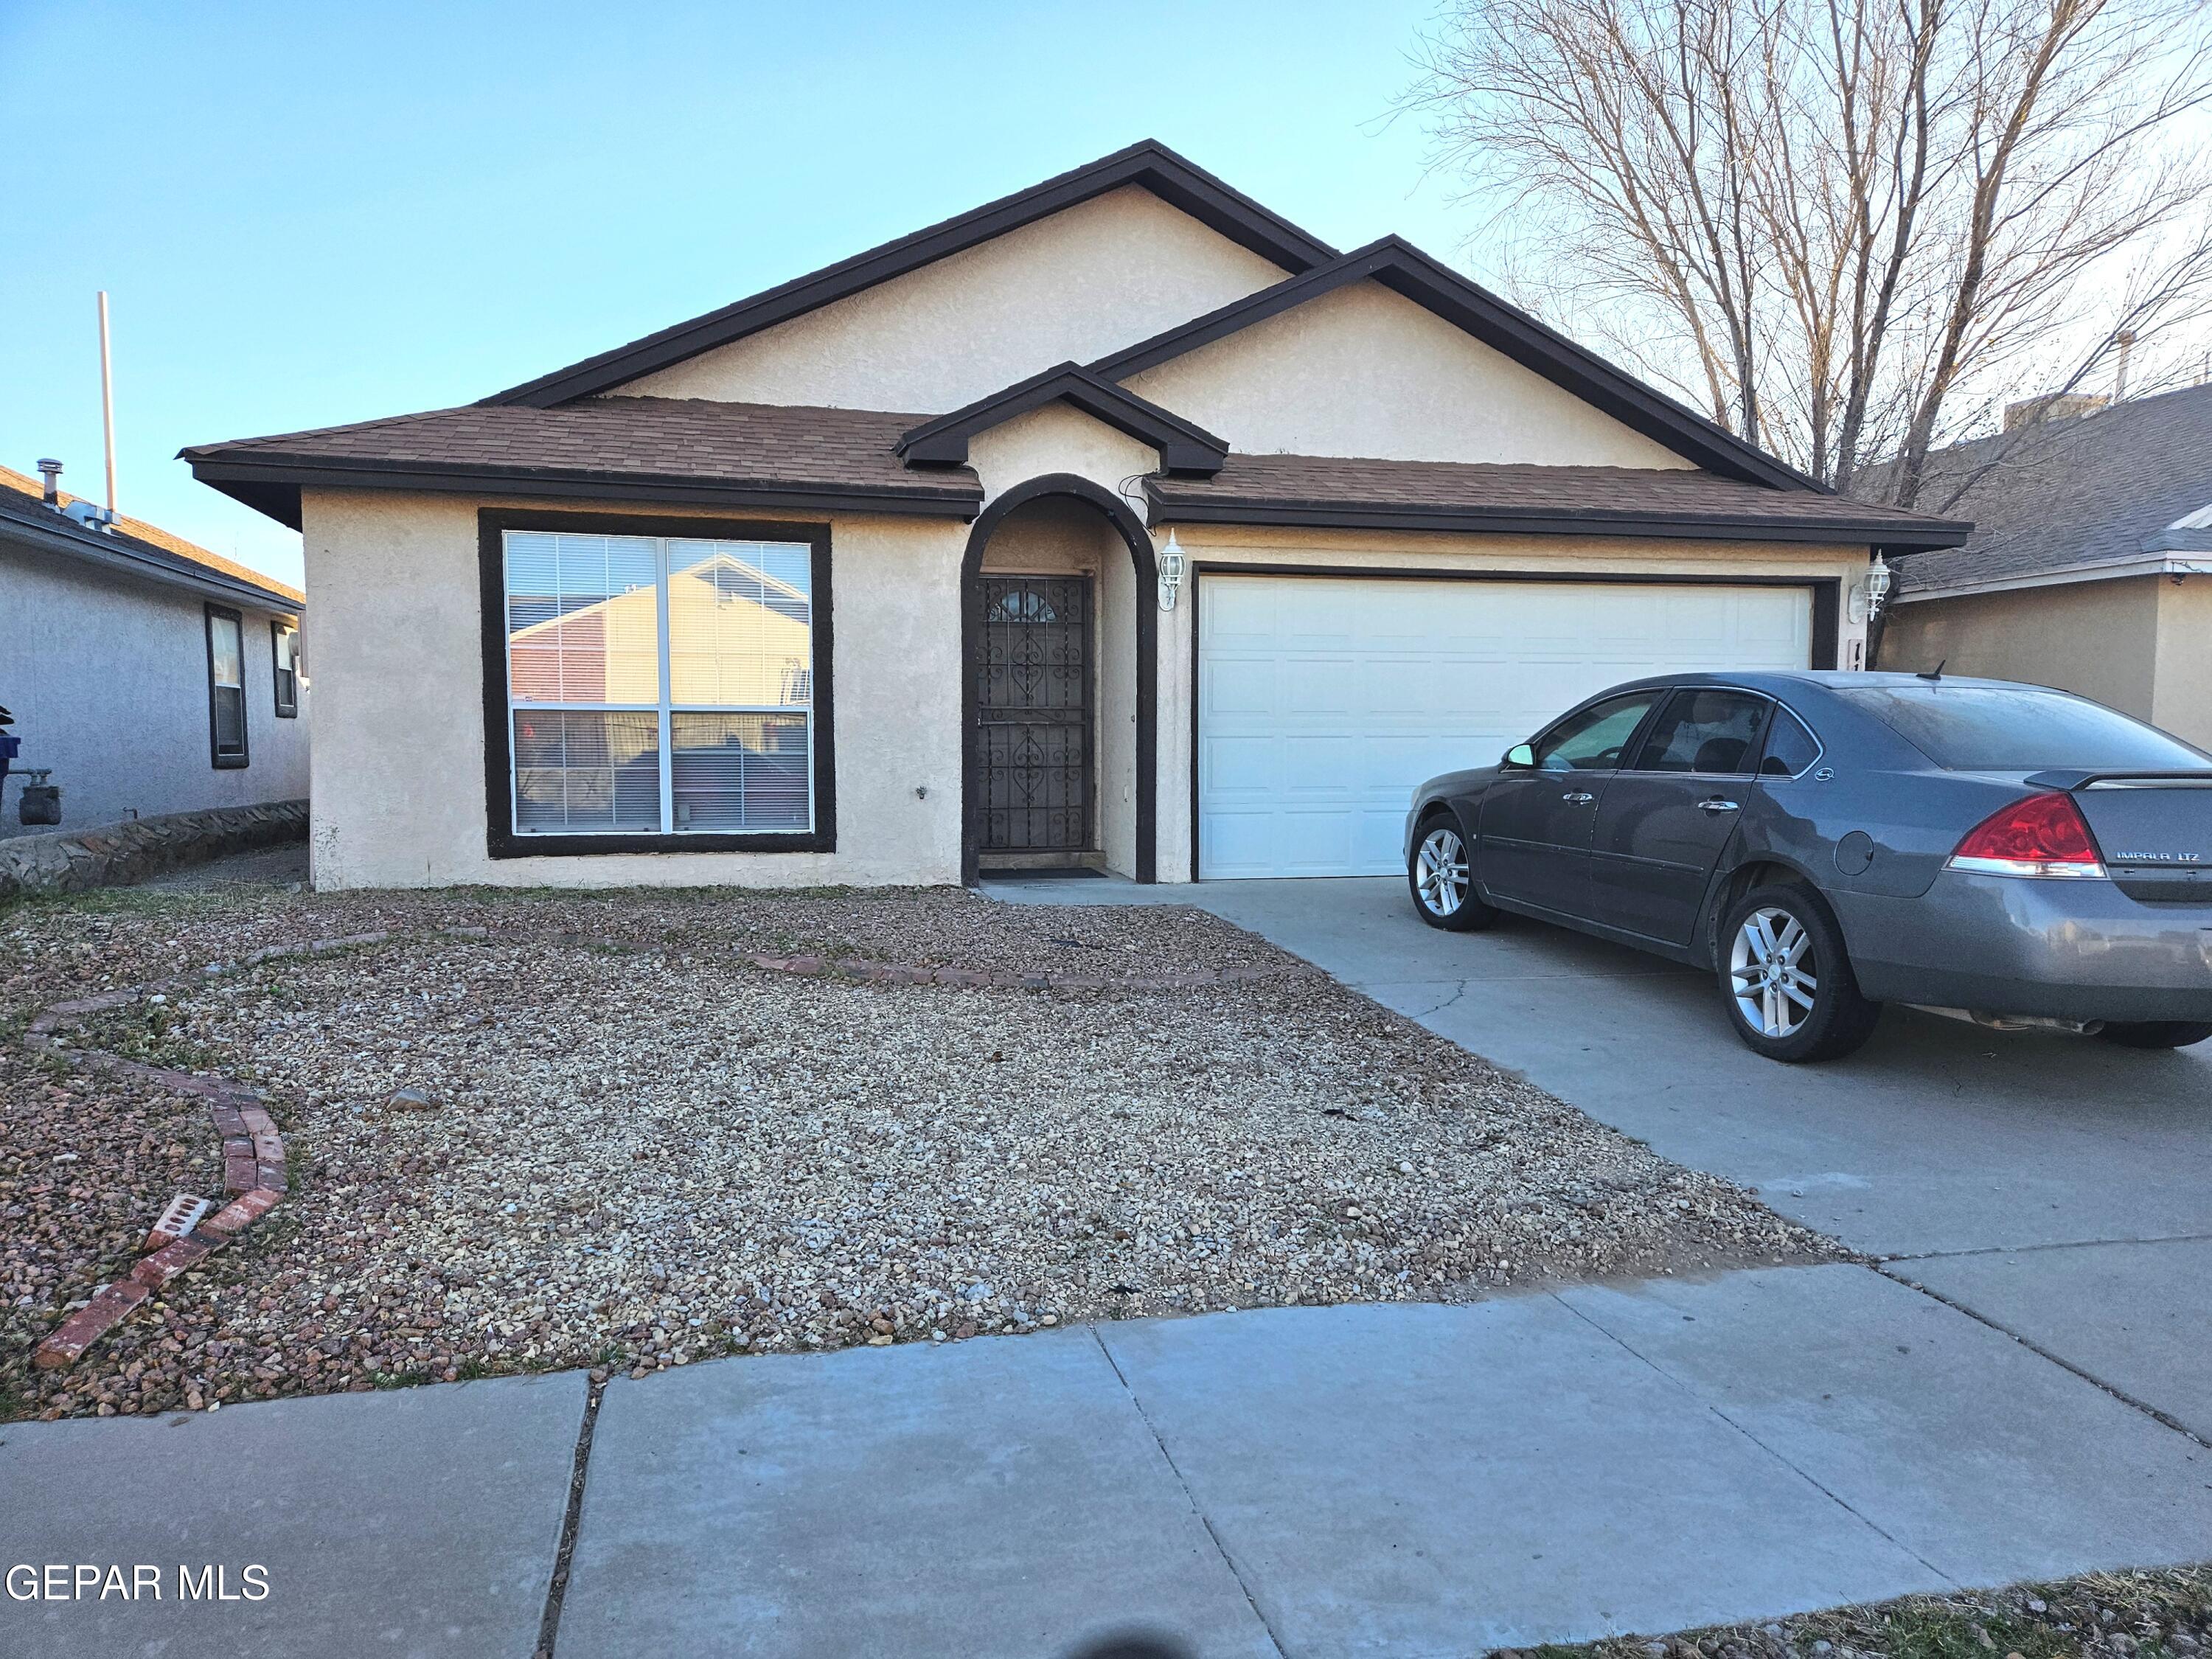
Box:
1196;574;1815;879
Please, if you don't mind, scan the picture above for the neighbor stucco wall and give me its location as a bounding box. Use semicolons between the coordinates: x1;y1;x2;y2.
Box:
1149;526;1871;883
2153;575;2212;749
0;540;307;836
297;488;967;891
610;187;1292;414
1881;577;2163;722
1123;280;1697;470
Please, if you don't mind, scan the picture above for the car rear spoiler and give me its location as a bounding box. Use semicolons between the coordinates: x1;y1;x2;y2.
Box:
2023;769;2212;790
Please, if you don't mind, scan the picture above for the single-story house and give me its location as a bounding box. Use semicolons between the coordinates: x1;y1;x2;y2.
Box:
1879;382;2212;749
0;460;307;835
182;140;1966;891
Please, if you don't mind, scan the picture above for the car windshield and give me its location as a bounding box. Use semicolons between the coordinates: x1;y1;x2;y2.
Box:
1836;684;2210;771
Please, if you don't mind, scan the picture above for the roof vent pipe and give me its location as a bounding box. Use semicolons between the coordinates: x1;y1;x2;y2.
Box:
35;459;62;506
2114;329;2137;401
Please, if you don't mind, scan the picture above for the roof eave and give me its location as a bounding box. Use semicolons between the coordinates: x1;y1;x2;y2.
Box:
1893;553;2212;603
894;362;1228;476
0;505;304;612
1146;487;1970;548
187;452;985;524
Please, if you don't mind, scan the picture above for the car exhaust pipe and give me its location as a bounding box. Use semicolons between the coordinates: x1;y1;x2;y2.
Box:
1910;1005;2107;1037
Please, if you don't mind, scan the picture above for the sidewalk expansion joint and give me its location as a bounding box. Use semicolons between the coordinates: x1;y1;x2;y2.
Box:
1877;1265;2212;1452
1550;1290;1961;1590
1881;1231;2212;1265
534;1374;606;1659
1091;1326;1290;1659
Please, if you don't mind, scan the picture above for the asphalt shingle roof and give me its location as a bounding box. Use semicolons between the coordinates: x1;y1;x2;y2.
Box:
1147;453;1966;545
0;465;302;608
1877;382;2212;594
184;397;983;508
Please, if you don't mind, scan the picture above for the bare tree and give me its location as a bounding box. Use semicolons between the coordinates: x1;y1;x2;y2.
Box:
1404;0;2212;504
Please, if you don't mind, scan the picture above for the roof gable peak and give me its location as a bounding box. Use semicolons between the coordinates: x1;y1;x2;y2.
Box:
481;140;1338;411
896;361;1228;476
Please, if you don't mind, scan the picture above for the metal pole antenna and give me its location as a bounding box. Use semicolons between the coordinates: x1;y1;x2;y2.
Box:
98;291;118;511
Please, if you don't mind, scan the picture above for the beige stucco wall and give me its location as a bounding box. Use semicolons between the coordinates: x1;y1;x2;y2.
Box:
1123;281;1696;470
299;488;967;891
1881;578;2162;721
1150;526;1872;883
967;404;1162;508
611;187;1290;414
2154;576;2212;749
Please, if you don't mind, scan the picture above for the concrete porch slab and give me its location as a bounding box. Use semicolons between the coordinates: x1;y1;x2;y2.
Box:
0;1370;585;1658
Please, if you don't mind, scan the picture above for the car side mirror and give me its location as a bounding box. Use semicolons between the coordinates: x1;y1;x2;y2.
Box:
1503;743;1537;769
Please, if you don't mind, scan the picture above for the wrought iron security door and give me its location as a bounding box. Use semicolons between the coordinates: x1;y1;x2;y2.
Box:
975;575;1093;852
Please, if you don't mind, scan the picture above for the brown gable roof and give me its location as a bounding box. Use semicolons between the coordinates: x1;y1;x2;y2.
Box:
0;464;304;606
1147;454;1970;549
183;397;984;529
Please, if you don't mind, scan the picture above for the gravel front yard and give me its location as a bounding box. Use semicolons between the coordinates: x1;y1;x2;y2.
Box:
3;879;1835;1420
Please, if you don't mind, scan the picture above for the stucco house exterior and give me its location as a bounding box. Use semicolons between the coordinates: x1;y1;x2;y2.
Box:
182;141;1966;891
0;462;307;835
1878;382;2212;750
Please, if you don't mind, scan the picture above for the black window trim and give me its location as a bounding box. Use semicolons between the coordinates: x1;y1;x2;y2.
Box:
204;603;250;770
478;507;837;859
1622;686;1777;779
271;619;300;719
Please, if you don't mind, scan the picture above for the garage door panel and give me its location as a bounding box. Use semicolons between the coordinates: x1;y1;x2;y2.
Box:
1196;574;1815;879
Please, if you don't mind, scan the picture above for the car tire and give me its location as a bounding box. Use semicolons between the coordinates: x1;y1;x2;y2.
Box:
1717;883;1881;1063
1408;815;1498;932
2097;1020;2212;1049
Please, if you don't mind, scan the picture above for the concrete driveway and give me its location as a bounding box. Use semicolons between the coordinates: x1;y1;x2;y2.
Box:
1133;875;2212;1442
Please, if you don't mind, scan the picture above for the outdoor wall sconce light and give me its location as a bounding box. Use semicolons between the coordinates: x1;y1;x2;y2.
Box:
1158;531;1187;612
1849;553;1893;625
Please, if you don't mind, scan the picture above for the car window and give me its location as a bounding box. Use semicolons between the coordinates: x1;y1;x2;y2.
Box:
1835;685;2210;771
1533;692;1663;772
1759;707;1821;777
1631;689;1768;775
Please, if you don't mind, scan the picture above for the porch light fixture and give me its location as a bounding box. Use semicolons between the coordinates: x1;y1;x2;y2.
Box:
1849;554;1893;625
1158;531;1187;612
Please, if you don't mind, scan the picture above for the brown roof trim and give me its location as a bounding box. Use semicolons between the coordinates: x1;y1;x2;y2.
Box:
479;140;1339;411
1144;486;1972;550
188;453;982;532
896;361;1229;475
1093;237;1828;496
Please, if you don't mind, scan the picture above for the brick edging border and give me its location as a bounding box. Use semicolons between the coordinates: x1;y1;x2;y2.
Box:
20;926;482;1371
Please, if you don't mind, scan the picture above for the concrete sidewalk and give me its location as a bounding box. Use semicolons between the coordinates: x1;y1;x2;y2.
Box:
6;1264;2210;1658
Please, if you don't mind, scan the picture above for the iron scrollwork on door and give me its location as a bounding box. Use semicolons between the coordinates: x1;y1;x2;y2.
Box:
975;575;1092;852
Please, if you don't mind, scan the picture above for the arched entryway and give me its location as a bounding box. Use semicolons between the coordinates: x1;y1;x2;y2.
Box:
960;473;1156;886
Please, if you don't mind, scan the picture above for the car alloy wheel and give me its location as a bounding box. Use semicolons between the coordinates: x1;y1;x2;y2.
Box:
1728;905;1817;1040
1416;826;1469;918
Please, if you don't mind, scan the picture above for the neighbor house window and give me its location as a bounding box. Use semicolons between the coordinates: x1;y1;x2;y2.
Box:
271;622;300;717
502;529;816;835
204;605;249;768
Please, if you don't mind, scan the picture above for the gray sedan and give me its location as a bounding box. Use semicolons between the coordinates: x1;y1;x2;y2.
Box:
1405;671;2212;1062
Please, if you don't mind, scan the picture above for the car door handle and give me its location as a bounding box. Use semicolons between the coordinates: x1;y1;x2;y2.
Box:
1699;798;1741;814
1561;791;1596;805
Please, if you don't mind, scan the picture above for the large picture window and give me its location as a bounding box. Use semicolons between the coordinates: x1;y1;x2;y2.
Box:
501;528;819;838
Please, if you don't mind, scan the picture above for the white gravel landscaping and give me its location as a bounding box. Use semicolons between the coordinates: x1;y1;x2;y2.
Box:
3;882;1835;1418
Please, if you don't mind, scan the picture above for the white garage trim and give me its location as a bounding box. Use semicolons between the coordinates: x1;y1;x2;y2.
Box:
1192;566;1836;880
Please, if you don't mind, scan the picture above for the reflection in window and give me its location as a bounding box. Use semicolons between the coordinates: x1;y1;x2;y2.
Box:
504;531;815;835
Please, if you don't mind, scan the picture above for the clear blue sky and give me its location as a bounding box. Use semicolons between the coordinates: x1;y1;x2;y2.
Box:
2;0;1463;586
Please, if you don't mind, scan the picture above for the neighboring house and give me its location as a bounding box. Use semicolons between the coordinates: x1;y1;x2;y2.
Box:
1878;382;2212;749
181;140;1964;891
0;461;307;835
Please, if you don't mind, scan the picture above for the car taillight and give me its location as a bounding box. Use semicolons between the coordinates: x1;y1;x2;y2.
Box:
1947;790;2107;879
